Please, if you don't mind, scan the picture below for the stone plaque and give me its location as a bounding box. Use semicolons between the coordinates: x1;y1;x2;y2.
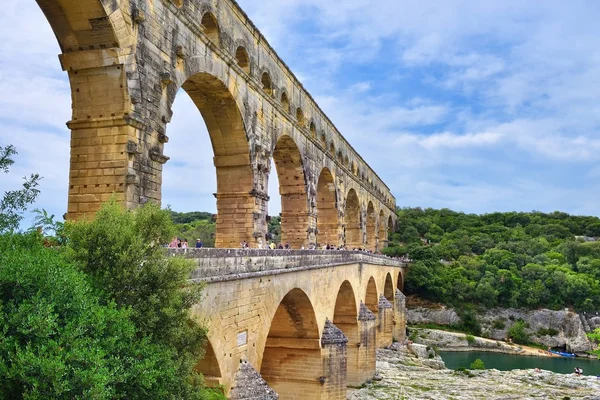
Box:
237;330;248;347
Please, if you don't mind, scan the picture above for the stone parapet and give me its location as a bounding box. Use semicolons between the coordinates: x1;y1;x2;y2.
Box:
167;248;407;281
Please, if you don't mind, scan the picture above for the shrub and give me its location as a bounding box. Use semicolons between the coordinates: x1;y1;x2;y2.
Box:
465;334;476;345
492;319;506;329
470;359;486;370
537;328;559;337
507;321;531;345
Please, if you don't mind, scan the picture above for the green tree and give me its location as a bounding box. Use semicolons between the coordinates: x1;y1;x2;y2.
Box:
0;233;214;400
588;328;600;359
0;145;41;233
64;201;222;399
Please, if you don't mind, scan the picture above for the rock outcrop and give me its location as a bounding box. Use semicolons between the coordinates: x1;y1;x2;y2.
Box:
408;306;598;354
347;345;600;400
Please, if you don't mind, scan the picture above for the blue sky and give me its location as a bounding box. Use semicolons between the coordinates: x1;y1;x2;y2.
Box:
1;1;600;227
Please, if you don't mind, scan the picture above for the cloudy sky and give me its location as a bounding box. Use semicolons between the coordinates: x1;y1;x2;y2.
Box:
1;1;600;227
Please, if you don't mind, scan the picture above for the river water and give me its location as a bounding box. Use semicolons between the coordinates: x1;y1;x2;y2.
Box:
440;351;600;376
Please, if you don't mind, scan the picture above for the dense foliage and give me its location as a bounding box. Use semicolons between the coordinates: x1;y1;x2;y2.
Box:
65;202;222;399
0;233;223;399
386;208;600;311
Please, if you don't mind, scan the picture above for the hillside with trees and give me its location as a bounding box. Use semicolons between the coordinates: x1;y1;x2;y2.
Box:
384;208;600;312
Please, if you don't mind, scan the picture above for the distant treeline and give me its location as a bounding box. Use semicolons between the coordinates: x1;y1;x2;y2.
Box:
384;208;600;311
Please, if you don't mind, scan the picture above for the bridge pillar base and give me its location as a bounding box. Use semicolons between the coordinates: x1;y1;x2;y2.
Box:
320;320;348;400
356;303;377;385
393;289;407;343
377;295;394;348
229;360;278;400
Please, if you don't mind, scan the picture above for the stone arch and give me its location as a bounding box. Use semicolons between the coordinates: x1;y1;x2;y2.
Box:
329;141;335;154
333;281;360;386
316;168;338;247
272;135;309;249
261;71;273;95
261;288;321;398
384;273;394;301
309;121;317;138
179;72;254;248
397;270;404;292
365;277;378;313
388;215;394;239
280;91;290;113
378;210;386;251
345;189;361;249
337;150;343;163
296;107;305;126
351;162;357;175
344;155;349;168
320;131;327;147
36;0;126;53
366;202;376;251
235;46;250;74
194;339;222;388
201;12;221;47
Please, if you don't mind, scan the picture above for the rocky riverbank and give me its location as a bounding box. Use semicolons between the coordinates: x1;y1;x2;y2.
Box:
409;328;559;358
407;305;600;354
347;344;600;400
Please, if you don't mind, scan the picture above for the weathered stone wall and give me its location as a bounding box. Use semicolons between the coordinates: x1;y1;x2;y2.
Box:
37;0;397;251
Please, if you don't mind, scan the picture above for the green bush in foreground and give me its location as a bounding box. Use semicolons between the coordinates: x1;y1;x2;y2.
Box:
0;233;196;399
64;201;224;399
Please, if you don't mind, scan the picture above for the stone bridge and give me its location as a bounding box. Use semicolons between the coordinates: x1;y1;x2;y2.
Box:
37;0;397;251
174;249;408;399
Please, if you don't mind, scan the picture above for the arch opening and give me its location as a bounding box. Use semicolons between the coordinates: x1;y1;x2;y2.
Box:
280;92;290;113
235;46;250;74
194;339;222;388
309;122;316;138
345;189;361;249
333;281;360;386
201;12;221;47
296;107;305;126
261;289;321;398
378;210;386;251
178;72;254;248
316;168;338;248
272;135;308;249
365;277;378;314
366;202;376;251
384;273;394;301
397;271;404;293
261;72;273;95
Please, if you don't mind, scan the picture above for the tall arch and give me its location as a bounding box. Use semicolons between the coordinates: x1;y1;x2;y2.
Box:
384;273;394;301
378;210;386;251
296;107;305;126
366;202;376;251
272;135;309;249
345;189;361;249
181;73;254;248
365;277;378;314
201;12;221;46
388;215;394;236
261;289;321;398
194;340;222;388
316;168;338;247
36;0;124;53
333;281;360;386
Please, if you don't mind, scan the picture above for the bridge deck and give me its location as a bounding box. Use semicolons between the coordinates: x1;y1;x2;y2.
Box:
168;249;408;283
